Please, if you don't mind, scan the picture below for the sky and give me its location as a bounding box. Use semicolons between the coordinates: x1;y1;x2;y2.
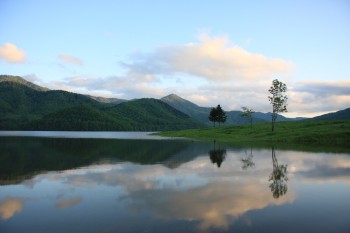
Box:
1;0;349;117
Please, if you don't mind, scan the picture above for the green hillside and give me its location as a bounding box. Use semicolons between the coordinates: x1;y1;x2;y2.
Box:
312;108;350;121
157;120;350;151
27;105;131;131
0;75;204;131
108;98;204;130
0;76;100;129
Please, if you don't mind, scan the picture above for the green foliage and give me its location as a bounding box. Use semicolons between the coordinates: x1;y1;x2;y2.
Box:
268;79;288;132
208;105;227;127
27;105;130;131
241;107;254;130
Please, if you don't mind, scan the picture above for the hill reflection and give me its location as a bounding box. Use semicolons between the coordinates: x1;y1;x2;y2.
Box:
0;137;209;184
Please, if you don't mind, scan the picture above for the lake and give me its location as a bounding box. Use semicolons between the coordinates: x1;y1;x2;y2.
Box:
1;132;350;232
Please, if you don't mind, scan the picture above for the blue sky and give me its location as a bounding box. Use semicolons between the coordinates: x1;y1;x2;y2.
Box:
1;0;349;117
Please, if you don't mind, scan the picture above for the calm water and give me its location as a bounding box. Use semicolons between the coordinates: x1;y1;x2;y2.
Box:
1;132;350;233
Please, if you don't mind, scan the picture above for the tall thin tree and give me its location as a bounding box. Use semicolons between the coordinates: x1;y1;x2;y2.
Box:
241;106;254;131
268;79;288;132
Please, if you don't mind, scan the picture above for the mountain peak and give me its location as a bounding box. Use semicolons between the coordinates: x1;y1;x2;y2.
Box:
0;75;49;92
161;93;184;101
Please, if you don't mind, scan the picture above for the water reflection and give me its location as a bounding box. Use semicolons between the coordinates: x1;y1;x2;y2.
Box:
269;147;288;199
0;198;24;220
0;137;199;184
209;140;227;168
241;146;255;170
1;137;350;232
55;197;82;209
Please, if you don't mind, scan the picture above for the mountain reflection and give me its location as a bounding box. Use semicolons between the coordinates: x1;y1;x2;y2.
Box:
0;137;206;185
209;140;227;168
269;147;288;199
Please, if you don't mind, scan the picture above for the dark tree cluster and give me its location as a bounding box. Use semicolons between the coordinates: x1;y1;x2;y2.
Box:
208;105;227;127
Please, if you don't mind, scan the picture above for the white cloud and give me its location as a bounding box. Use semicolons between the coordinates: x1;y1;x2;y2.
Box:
287;80;350;117
58;53;83;66
0;43;26;63
123;34;293;81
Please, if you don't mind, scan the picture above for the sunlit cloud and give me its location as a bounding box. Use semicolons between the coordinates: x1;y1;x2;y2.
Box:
58;53;83;66
124;181;295;231
0;197;24;220
0;43;26;63
123;34;293;81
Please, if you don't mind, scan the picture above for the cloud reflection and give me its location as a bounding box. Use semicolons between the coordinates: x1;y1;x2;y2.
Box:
45;154;296;230
122;181;295;230
0;197;24;220
55;197;82;209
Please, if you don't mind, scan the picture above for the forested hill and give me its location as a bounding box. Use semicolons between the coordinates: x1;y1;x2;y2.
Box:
0;75;204;131
311;108;350;121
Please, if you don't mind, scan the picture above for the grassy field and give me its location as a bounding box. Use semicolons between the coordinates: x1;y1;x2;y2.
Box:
157;120;350;152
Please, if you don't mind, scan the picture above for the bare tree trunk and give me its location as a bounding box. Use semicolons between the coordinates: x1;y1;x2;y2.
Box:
271;113;277;132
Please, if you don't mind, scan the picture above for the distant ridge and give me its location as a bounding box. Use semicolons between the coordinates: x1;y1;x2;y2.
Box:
0;75;49;91
87;95;126;104
160;93;302;125
312;108;350;121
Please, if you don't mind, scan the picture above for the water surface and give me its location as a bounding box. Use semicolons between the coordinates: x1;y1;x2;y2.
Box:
1;133;349;232
0;131;168;139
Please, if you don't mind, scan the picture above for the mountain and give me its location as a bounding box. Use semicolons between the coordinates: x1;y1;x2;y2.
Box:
0;75;49;92
311;108;350;121
0;75;101;129
0;75;204;131
161;93;298;125
106;98;205;130
161;94;212;123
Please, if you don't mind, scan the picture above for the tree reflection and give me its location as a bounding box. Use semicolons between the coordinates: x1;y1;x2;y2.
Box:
269;147;288;199
209;140;227;168
241;146;255;170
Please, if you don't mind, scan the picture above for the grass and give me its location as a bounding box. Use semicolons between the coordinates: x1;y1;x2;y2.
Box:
156;120;350;152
